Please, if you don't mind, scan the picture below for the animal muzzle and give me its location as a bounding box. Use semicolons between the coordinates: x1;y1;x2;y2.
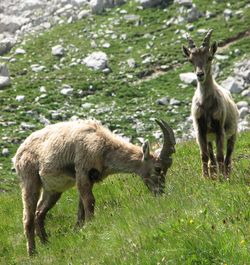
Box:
196;71;205;81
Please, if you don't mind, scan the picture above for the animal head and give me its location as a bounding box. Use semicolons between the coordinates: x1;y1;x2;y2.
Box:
182;29;217;83
139;119;176;195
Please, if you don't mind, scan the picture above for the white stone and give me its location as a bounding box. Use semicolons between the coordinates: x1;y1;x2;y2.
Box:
174;0;193;7
179;72;197;85
0;38;15;55
237;101;248;109
81;102;94;109
135;0;162;8
90;0;104;14
239;107;249;119
15;48;26;54
127;58;136;68
16;95;25;102
51;45;65;56
221;76;244;94
77;10;91;20
170;98;181;106
241;89;250;97
60;84;73;96
0;64;10;88
83;51;108;70
31;64;45;72
2;148;9;157
0;15;29;34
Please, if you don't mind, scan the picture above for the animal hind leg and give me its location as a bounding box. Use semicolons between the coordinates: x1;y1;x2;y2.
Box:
208;142;217;179
35;190;62;244
21;174;41;255
224;135;236;178
76;196;85;227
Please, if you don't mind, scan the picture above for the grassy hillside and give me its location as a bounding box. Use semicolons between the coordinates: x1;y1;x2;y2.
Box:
0;0;250;263
0;132;249;264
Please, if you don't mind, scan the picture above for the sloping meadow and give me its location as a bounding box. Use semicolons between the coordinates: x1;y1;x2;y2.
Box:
0;0;250;263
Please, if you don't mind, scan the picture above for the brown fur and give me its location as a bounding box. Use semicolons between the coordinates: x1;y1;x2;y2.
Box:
14;119;175;255
183;30;239;179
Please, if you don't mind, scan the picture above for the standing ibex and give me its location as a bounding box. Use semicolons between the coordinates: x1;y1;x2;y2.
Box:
182;29;239;179
14;119;175;255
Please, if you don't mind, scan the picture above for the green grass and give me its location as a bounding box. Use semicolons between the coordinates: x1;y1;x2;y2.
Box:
0;132;249;264
0;0;250;263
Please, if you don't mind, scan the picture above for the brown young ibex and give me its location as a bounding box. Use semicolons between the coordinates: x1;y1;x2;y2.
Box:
13;119;175;255
182;29;239;179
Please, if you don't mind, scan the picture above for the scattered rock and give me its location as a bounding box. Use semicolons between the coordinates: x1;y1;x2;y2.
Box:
221;76;244;94
179;72;197;85
16;95;25;102
239;107;249;119
0;64;11;89
135;0;163;8
90;0;105;14
170;98;181;106
51;44;65;56
83;51;108;70
81;102;94;109
241;89;250;97
31;64;46;72
2;148;9;157
127;58;136;68
156;97;169;106
60;84;73;96
174;0;193;7
15;48;26;54
0;38;15;55
237;101;248;109
20;122;36;130
223;8;233;20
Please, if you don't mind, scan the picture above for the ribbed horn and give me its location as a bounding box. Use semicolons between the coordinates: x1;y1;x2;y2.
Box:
186;33;196;49
202;29;213;48
155;119;176;160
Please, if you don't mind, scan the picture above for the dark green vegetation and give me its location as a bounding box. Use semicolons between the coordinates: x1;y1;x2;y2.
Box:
0;0;250;263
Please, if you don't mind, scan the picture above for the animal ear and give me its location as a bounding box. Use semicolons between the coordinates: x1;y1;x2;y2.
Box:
182;45;190;58
210;41;217;56
142;140;150;161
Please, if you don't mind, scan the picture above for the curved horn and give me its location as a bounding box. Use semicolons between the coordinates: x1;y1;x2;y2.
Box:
155;119;176;160
186;33;196;49
202;29;213;48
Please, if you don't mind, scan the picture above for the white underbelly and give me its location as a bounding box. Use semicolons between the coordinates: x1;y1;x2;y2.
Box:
40;174;75;192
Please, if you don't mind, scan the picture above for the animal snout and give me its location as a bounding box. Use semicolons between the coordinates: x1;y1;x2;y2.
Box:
196;71;204;78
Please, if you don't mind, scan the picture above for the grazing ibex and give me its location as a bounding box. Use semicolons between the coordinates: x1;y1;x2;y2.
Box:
182;29;239;179
13;119;175;255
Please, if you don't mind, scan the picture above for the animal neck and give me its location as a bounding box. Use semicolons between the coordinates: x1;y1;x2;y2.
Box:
104;142;143;176
197;69;215;100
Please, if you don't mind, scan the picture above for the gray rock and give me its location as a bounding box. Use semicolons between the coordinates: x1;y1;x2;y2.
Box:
187;5;203;22
39;115;51;126
90;0;104;14
51;45;65;56
239;107;249;119
237;101;248;109
81;102;94;109
60;84;73;96
0;15;29;34
2;148;9;157
123;14;140;23
127;58;136;68
174;0;193;7
179;72;197;85
0;64;11;88
77;9;91;20
224;8;233;20
0;38;15;55
31;64;46;72
83;51;108;70
16;95;25;102
241;89;250;97
15;48;26;54
156;97;169;106
221;76;244;94
20;122;36;130
170;98;181;106
135;0;163;8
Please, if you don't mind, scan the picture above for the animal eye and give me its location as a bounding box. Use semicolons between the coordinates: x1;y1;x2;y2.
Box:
208;56;213;61
155;167;162;173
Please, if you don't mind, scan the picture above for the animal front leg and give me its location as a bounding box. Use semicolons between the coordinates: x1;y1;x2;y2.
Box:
76;175;95;223
216;128;225;178
76;196;85;227
35;190;62;243
197;118;209;177
208;142;217;179
224;135;236;178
